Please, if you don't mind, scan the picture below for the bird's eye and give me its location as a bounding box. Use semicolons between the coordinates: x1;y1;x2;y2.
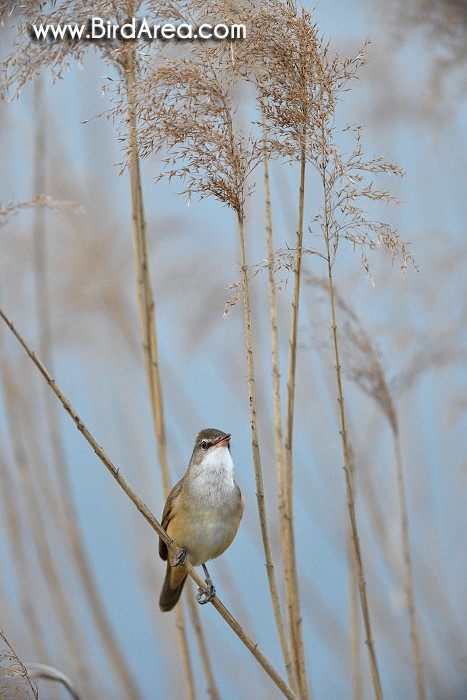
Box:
201;440;209;450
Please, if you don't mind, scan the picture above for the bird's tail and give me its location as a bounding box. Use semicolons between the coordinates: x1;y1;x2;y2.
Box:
159;561;188;612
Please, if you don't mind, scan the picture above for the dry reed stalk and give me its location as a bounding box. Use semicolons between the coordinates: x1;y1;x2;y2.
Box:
313;104;389;698
325;287;425;699
32;78;140;700
259;15;410;692
224;67;292;700
250;6;331;693
186;584;221;700
236;206;291;637
283;148;308;699
348;452;363;700
125;45;197;698
0;305;298;700
349;543;362;700
237;209;292;683
324;245;383;700
262;113;296;692
222;35;289;669
125;48;171;496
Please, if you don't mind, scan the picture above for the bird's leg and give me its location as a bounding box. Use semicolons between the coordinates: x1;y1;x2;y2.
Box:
196;563;216;605
171;546;187;568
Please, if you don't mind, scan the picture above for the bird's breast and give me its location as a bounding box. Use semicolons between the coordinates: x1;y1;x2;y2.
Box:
172;456;243;566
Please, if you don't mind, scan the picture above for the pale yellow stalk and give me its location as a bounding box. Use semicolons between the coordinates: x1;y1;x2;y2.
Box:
237;211;294;690
125;47;196;698
324;253;383;700
262;114;296;692
349;516;363;700
319;111;382;698
283;149;309;699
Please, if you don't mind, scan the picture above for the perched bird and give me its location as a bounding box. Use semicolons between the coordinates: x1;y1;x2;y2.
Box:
159;428;244;612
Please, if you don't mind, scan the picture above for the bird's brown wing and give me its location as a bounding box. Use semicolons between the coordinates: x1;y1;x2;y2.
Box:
159;479;183;561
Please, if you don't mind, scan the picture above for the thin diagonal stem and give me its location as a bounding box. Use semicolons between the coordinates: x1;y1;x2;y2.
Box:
0;306;298;700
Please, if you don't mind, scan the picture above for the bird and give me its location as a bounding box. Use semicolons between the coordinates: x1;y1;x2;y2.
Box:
159;428;244;612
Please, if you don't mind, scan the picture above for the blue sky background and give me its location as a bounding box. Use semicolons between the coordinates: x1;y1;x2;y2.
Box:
0;1;466;699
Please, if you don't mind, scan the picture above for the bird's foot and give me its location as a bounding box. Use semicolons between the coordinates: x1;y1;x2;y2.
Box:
196;577;216;605
171;547;187;568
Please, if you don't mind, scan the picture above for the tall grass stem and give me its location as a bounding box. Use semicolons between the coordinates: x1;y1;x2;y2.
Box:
125;46;196;697
284;149;309;699
262;114;296;692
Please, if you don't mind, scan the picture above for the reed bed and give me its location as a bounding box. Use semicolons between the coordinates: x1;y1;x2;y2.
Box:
0;1;465;699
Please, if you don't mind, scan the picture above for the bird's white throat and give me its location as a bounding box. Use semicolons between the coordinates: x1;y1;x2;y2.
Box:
201;446;234;481
190;446;235;500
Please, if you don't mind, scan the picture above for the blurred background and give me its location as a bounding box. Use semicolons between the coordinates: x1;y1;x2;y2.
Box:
0;1;466;698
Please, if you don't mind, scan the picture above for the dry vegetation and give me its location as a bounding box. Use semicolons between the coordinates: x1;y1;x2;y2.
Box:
0;1;466;699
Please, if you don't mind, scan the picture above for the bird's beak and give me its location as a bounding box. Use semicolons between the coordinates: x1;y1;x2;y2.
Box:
211;433;231;449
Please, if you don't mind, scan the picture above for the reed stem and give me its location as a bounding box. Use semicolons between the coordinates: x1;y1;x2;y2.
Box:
236;213;291;686
324;253;383;700
283;149;309;699
125;46;196;698
262;113;297;692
